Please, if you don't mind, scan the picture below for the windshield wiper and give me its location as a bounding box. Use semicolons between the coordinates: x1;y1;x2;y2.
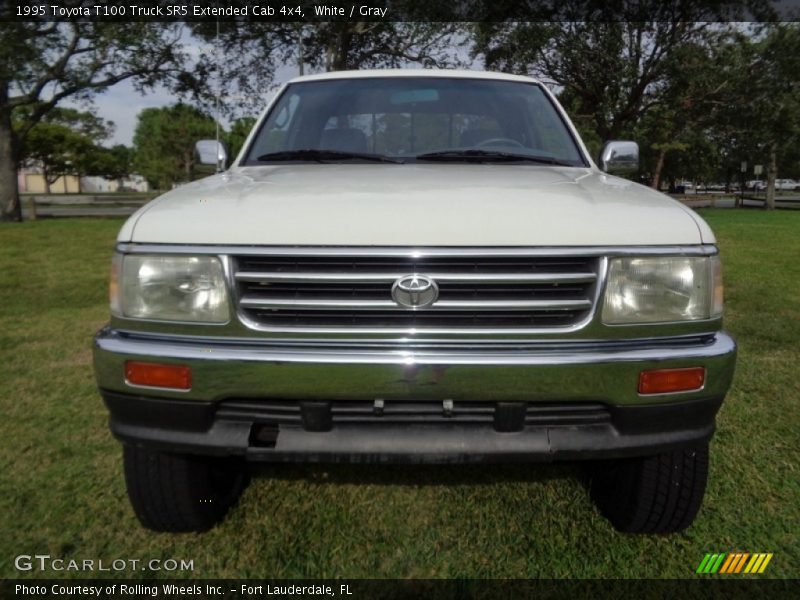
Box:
415;149;573;166
256;149;403;164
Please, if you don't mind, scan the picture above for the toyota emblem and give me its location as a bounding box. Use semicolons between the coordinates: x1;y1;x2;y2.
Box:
391;275;439;308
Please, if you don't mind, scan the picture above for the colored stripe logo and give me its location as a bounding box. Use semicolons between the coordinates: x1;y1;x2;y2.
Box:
696;553;773;574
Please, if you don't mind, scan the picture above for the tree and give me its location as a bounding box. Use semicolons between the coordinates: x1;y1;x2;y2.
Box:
729;25;800;209
18;107;114;193
188;22;467;116
225;117;257;161
0;18;184;220
471;2;772;146
633;38;732;189
133;104;218;190
23;121;90;193
83;144;134;189
300;22;467;72
474;20;723;143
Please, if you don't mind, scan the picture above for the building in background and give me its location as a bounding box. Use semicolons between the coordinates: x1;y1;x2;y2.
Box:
18;167;149;194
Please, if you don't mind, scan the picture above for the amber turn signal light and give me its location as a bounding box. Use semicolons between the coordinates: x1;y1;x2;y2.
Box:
638;367;705;395
125;361;192;390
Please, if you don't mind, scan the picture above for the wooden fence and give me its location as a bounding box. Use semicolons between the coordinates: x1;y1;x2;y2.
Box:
21;194;155;219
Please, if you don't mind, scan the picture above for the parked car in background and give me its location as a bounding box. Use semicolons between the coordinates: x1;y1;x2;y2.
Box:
775;179;799;191
697;183;725;193
751;179;799;192
674;181;695;194
746;180;762;191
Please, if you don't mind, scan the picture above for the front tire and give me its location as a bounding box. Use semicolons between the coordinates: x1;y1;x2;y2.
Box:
123;445;248;532
590;443;709;533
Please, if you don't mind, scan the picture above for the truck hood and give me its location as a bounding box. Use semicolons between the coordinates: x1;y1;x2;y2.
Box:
121;165;713;246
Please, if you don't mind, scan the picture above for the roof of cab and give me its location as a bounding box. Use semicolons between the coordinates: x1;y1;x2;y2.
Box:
286;68;541;85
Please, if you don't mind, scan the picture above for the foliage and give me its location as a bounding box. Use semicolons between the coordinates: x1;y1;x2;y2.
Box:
473;18;723;140
18;107;114;189
23;122;90;187
0;19;185;220
188;22;468;116
226;117;257;160
132;104;218;190
636;24;800;196
4;15;798;216
713;25;800;206
633;38;733;188
86;144;134;184
470;3;800;202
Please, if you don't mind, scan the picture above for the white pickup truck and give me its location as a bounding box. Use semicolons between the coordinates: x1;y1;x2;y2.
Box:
93;70;736;533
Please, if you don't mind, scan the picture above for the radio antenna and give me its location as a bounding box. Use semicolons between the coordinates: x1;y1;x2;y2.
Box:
214;16;223;173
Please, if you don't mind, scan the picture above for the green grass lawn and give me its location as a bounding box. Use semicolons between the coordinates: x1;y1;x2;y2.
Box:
1;211;798;580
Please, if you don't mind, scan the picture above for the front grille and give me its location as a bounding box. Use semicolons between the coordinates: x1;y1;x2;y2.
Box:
232;253;601;330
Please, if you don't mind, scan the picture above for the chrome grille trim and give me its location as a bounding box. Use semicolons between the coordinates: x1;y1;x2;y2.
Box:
230;250;605;333
234;271;598;284
238;297;593;311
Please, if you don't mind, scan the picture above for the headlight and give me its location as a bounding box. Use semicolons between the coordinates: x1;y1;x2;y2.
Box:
111;254;230;323
602;256;722;324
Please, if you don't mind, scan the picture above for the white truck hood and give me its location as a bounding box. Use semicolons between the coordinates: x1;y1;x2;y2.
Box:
120;165;713;246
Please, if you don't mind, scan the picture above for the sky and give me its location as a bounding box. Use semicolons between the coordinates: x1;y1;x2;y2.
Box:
62;29;477;147
36;18;799;148
68;63;301;147
61;28;304;147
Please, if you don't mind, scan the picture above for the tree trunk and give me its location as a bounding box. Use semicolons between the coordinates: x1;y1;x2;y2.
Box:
328;28;352;71
650;148;667;189
765;142;777;211
297;26;305;76
0;85;22;222
43;168;51;194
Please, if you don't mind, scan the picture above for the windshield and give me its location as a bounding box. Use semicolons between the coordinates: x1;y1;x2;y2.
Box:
242;77;587;166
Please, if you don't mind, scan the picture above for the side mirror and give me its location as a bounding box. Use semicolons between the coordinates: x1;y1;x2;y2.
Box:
195;140;228;171
599;141;639;175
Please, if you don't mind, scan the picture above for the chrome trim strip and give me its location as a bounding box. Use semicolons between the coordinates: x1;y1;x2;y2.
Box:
238;297;592;311
116;330;717;349
124;379;192;394
117;244;719;257
96;330;736;366
234;271;598;284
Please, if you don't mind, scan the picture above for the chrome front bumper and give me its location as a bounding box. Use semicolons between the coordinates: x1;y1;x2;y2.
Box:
94;329;736;461
94;328;736;405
